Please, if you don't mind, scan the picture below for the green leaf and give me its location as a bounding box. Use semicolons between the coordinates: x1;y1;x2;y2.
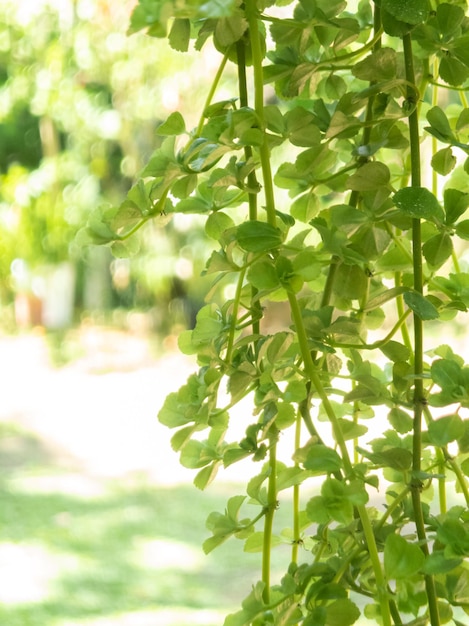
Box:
393;187;444;222
237;221;283;252
431;358;462;390
444;188;469;225
404;290;439;320
439;56;469;87
384;533;425;579
157;111;186;136
291;192;320;222
352;47;397;81
325;74;347;100
284;380;308;403
297;444;343;474
422;232;453;268
426;106;455;143
428;415;465;446
431;147;457;176
247;260;280;291
381;7;413;37
346;162;390;191
423;551;462;575
275;402;297;429
455;220;469;240
436;4;465;37
332;264;369;300
452;34;469;68
192;304;223;346
326;598;361;626
205;211;235;240
388;408;413;434
214;16;248;47
380;340;411;363
168;18;190;52
382;0;430;25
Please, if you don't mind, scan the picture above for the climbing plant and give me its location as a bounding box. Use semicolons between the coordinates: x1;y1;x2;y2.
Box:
81;0;469;624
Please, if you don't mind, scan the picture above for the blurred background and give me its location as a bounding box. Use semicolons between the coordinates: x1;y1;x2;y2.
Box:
0;1;262;624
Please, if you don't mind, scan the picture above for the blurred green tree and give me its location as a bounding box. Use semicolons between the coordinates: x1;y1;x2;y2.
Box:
0;0;217;330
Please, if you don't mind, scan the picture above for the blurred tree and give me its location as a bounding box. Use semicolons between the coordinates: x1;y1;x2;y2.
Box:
0;0;219;330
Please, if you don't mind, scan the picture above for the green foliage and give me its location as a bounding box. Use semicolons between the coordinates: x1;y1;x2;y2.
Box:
84;1;469;624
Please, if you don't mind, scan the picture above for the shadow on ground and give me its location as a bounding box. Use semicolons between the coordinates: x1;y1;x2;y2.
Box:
0;421;273;626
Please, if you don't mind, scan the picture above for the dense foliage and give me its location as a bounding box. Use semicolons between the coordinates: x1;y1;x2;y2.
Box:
85;0;469;624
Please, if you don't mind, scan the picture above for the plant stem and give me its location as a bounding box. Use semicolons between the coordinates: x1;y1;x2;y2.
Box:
292;408;302;564
403;32;440;626
262;433;277;604
245;0;276;227
237;39;262;336
287;289;392;626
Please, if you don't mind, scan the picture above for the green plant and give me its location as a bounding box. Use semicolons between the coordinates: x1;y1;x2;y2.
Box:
82;0;469;624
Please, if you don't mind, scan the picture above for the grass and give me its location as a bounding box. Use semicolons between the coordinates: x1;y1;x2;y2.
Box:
0;420;295;626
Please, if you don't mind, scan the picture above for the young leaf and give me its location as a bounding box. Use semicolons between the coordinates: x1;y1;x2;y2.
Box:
444;188;469;225
384;533;425;579
157;111;186;136
431;147;457;176
426;106;455;143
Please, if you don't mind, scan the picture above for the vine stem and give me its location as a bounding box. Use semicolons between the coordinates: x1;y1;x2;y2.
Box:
244;1;278;602
245;0;276;227
292;408;302;564
403;32;440;626
287;289;392;626
261;434;277;604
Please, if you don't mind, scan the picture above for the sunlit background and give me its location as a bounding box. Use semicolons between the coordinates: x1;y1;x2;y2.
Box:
0;1;260;624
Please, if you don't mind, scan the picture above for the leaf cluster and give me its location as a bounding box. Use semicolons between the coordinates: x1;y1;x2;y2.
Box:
81;1;469;625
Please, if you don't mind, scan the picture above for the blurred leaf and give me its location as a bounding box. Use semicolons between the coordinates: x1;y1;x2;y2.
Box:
169;18;191;52
157;112;187;136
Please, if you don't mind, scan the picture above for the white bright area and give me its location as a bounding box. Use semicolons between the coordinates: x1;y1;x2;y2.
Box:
0;327;228;626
